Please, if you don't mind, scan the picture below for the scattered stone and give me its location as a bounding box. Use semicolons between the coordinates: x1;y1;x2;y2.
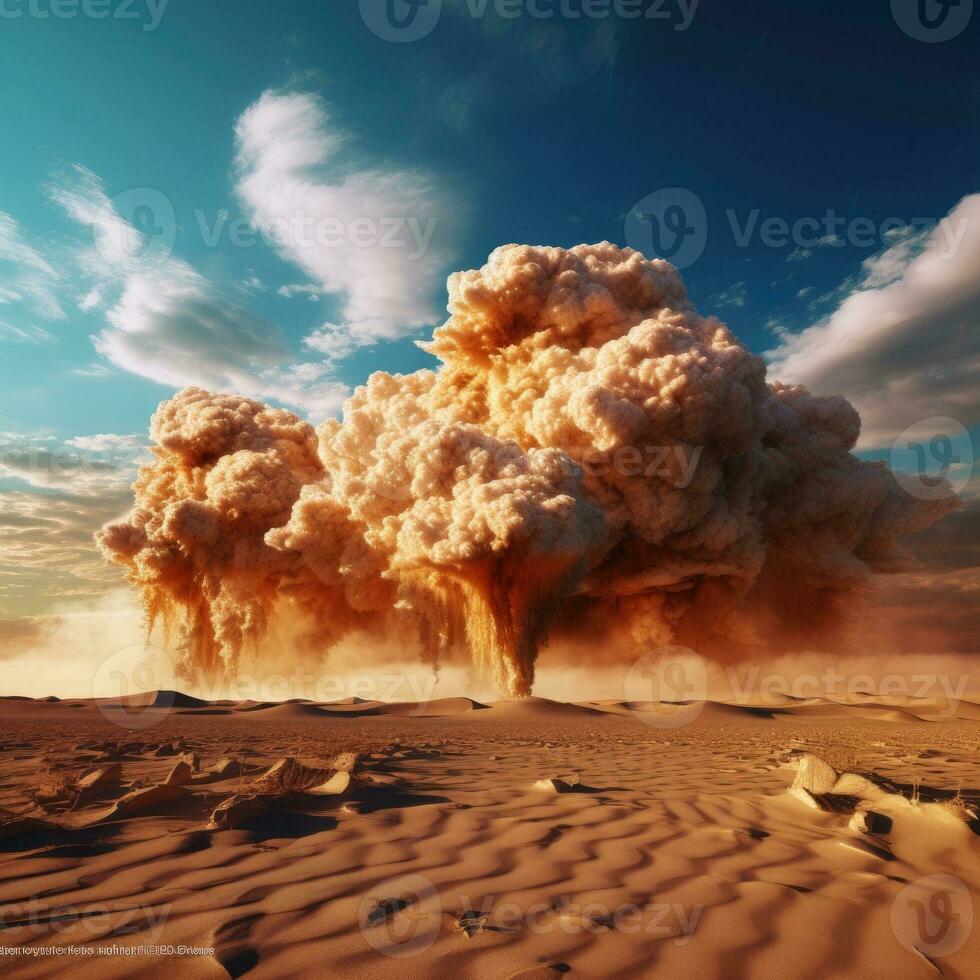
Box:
165;760;194;786
849;810;893;835
329;751;361;773
534;774;582;793
211;757;246;777
787;786;822;809
306;771;356;797
252;757;331;794
209;794;273;830
77;763;122;793
792;754;838;795
112;784;188;817
831;772;890;802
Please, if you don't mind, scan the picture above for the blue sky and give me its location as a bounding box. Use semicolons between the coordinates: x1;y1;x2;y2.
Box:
1;0;978;625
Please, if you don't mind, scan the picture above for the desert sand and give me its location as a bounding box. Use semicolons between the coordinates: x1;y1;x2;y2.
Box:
0;692;977;979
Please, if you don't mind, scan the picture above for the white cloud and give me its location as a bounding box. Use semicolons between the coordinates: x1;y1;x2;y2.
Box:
95;268;290;391
0;212;65;324
234;90;456;355
767;193;980;449
65;433;145;454
278;282;324;300
51;164;349;419
79;288;103;311
48;165;165;281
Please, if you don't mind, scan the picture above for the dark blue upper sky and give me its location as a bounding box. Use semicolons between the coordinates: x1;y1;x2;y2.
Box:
0;0;977;437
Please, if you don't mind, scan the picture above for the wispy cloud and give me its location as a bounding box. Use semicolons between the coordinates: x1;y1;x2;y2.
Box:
0;212;65;327
0;319;56;346
0;430;147;495
713;281;748;309
50;164;349;418
0;488;131;618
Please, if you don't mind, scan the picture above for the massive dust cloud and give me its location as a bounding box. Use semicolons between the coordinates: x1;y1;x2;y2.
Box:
98;244;957;698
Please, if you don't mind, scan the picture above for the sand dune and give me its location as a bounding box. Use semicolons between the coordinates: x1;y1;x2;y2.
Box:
320;697;489;718
486;697;610;721
5;690;977;724
0;693;977;976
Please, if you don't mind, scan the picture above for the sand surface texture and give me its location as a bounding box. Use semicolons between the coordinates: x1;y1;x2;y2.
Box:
0;693;977;978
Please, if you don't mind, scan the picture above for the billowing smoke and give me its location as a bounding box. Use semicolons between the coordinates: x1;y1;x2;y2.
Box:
99;244;957;697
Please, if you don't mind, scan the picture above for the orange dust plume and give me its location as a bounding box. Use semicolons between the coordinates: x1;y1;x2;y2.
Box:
99;243;958;697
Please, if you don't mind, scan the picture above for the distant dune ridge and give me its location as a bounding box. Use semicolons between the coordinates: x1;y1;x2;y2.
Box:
6;689;980;724
98;244;957;697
